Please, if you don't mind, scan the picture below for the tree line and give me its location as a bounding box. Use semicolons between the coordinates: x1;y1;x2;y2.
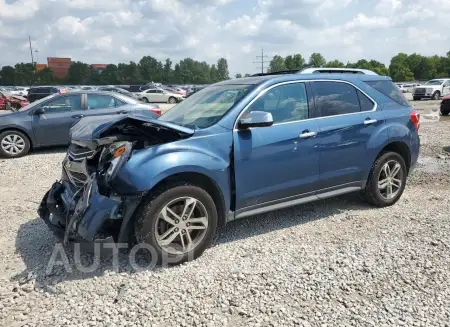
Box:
1;51;450;86
0;57;230;86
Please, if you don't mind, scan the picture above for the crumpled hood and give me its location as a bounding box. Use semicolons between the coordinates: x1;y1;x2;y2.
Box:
70;113;195;146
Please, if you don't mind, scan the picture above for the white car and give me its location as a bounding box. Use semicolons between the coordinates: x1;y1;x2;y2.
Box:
9;87;29;96
413;79;450;100
136;88;184;104
395;84;408;93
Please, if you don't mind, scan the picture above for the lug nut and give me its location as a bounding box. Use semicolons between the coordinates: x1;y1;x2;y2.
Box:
182;216;187;221
186;223;190;227
175;228;179;232
182;229;186;234
175;219;179;224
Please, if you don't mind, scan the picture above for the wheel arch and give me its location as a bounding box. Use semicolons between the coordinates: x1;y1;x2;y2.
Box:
375;141;411;173
151;172;227;228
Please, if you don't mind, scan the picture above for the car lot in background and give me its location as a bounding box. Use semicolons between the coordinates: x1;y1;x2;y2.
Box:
0;91;160;158
413;79;450;100
27;86;61;102
0;91;29;110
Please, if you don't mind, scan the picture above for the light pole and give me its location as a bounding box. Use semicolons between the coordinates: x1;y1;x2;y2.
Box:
34;49;39;64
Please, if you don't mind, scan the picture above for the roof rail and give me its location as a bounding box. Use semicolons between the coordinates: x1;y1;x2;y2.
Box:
299;67;379;75
251;69;301;77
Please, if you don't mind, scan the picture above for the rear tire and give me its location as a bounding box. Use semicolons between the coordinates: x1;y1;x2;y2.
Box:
0;130;31;158
440;109;449;116
361;151;407;207
133;181;218;265
413;96;421;101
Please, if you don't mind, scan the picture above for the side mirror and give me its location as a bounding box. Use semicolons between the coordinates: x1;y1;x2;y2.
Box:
238;111;274;129
34;107;45;115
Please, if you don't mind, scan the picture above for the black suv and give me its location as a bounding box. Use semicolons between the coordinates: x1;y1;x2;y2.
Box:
28;87;59;103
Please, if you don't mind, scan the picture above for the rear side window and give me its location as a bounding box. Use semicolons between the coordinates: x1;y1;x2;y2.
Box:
357;90;375;111
311;81;360;117
365;80;409;107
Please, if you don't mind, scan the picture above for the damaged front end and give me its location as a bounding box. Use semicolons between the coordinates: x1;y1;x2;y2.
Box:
38;114;194;245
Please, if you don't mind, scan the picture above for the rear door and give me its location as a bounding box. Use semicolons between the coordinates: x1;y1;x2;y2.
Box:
310;81;384;192
443;80;450;96
32;94;85;146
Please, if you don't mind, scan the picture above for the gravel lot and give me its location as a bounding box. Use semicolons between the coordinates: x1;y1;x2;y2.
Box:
1;100;450;326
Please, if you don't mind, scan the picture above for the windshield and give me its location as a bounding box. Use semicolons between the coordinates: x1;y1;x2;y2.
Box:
425;80;444;85
159;84;255;129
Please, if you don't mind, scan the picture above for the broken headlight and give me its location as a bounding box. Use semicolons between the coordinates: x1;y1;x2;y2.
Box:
99;141;133;183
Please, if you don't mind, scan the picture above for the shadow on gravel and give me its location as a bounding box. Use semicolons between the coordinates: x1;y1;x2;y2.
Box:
12;192;373;288
29;146;67;156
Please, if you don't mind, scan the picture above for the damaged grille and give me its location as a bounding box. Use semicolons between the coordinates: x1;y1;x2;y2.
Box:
68;143;99;162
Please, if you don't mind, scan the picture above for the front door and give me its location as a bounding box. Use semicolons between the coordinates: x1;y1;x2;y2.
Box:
233;82;320;210
32;94;85;146
309;81;385;190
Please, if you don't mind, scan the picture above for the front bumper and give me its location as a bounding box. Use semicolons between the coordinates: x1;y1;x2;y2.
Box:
38;177;120;244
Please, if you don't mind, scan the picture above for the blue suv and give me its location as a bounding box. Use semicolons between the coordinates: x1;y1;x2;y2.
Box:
38;72;420;264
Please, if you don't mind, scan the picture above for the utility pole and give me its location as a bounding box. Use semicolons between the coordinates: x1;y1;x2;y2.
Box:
28;36;35;87
253;49;268;74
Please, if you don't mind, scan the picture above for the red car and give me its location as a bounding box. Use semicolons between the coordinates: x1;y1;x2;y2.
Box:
0;91;29;111
441;94;450;115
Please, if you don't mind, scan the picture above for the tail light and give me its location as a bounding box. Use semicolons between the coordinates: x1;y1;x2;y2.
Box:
410;110;420;130
150;107;161;116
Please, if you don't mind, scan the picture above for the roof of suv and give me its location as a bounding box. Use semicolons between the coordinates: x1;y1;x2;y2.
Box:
217;73;391;86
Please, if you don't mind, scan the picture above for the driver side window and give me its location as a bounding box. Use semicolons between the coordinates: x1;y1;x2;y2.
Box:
41;95;82;113
245;82;309;124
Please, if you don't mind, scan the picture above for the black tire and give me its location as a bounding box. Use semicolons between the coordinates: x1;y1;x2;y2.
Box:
432;91;440;100
0;130;31;158
143;97;150;103
361;151;407;207
440;109;449;116
168;97;177;104
413;96;421;101
133;181;218;265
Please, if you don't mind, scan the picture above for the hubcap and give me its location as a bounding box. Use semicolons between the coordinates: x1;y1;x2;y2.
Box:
155;197;208;255
378;160;403;200
1;134;25;155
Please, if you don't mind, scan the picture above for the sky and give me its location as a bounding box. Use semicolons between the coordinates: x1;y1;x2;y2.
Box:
0;0;449;76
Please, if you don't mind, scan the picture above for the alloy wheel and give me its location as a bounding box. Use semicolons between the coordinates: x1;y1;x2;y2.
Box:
1;134;26;155
155;197;209;255
378;160;403;200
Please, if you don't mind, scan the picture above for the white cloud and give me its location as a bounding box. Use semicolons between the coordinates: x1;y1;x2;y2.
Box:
0;0;449;75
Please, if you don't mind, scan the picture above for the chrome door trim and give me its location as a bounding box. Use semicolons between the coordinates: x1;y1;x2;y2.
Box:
233;79;377;131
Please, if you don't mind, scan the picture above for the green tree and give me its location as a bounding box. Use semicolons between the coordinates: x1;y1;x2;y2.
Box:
163;58;173;83
65;61;91;84
235;73;242;78
244;73;252;77
308;53;326;67
325;60;345;68
35;67;55;85
217;58;229;80
0;66;16;85
268;55;286;72
284;54;305;70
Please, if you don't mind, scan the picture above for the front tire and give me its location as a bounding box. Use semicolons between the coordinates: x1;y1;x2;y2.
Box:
133;181;218;265
143;97;150;103
413;96;421;101
0;130;31;158
432;91;440;100
361;152;407;207
168;97;177;104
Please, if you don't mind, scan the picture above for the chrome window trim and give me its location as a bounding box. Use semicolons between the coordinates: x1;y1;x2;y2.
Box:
233;79;377;131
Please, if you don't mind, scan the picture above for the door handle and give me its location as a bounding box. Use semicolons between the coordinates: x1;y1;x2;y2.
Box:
72;114;84;119
299;131;317;139
364;118;377;125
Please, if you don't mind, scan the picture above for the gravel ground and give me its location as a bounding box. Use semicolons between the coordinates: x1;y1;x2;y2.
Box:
1;112;450;326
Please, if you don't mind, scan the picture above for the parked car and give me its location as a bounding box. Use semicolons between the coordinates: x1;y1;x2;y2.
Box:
163;86;187;97
440;94;450;115
38;72;420;265
27;86;61;103
413;79;450;100
252;68;379;77
395;84;408;93
136;88;184;103
0;91;160;158
0;91;29;111
9;87;29;97
403;83;420;93
97;86;140;99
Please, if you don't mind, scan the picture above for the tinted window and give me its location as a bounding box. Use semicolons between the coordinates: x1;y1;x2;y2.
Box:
87;95;118;109
312;82;360;117
41;95;82;113
357;90;375;112
245;83;309;123
365;80;409;107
